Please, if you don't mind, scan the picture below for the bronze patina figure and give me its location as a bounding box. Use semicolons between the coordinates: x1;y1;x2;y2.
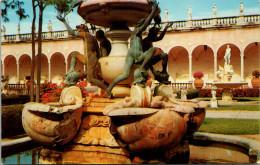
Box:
107;1;159;92
143;21;173;84
57;15;111;97
96;30;111;57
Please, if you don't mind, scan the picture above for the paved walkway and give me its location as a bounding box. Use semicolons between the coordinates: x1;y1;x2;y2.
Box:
205;110;260;119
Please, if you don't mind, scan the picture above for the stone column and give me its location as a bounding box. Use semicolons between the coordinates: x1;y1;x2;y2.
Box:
48;62;51;82
2;61;5;76
84;64;87;73
188;55;192;81
17;61;20;82
65;60;68;74
214;54;218;80
240;53;245;81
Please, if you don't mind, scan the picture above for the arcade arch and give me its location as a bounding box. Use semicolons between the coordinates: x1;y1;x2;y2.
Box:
19;54;31;81
244;42;260;82
35;54;49;82
67;51;85;73
192;45;214;82
168;46;189;82
4;55;17;83
50;52;66;83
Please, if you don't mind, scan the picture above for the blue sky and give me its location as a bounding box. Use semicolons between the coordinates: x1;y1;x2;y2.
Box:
1;0;260;35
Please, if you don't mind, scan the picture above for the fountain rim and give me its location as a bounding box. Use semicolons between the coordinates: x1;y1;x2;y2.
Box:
77;0;161;28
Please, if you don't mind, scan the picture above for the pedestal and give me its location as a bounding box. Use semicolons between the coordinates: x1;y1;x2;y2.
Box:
210;100;218;108
222;88;233;102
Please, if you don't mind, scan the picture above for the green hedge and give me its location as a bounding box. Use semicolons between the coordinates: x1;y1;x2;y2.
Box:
1;104;25;138
1;95;30;105
177;89;199;99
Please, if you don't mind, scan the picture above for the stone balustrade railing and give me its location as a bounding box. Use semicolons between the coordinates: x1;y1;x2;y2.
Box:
1;15;259;43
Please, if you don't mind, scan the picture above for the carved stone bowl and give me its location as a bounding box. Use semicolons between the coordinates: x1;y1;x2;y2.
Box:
78;0;160;27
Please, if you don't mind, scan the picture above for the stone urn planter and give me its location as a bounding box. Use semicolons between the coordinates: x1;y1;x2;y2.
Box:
251;77;260;88
251;70;260;89
194;78;204;89
193;72;204;89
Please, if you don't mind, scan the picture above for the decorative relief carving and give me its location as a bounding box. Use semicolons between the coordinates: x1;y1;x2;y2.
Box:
73;115;119;147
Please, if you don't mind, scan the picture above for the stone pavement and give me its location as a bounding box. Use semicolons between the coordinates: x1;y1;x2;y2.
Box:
205;110;260;119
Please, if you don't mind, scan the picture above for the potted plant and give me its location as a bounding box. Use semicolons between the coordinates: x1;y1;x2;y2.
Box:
251;70;260;88
193;71;204;89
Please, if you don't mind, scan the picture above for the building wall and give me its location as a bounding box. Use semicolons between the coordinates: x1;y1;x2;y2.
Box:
1;24;260;86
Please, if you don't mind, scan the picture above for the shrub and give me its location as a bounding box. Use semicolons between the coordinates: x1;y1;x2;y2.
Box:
177;89;199;99
252;70;260;78
193;71;204;78
39;81;100;103
1;95;30;105
232;88;245;97
198;89;223;97
1;104;25;138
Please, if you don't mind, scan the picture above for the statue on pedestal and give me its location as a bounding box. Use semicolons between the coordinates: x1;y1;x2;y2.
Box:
210;85;218;108
224;45;231;66
164;9;168;22
239;2;244;16
188;6;192;20
48;20;52;32
213;4;217;18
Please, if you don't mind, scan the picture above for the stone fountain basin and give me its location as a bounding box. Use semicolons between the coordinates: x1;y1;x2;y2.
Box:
108;108;206;154
78;0;160;27
109;109;187;153
212;82;248;89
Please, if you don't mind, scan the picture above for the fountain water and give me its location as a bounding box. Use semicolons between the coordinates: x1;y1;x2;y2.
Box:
22;0;208;163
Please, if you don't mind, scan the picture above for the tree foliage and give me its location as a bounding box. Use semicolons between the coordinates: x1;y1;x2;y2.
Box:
1;0;28;22
47;0;74;17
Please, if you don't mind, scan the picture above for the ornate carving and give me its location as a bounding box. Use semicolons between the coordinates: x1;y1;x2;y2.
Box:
22;86;83;146
73;115;119;147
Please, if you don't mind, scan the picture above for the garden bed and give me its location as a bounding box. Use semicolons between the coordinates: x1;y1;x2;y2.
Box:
1;104;25;138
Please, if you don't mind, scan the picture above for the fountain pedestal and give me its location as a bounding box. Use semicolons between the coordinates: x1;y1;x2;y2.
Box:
208;83;248;103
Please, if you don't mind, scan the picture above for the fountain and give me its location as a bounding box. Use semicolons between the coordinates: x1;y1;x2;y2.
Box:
22;0;208;164
208;45;247;103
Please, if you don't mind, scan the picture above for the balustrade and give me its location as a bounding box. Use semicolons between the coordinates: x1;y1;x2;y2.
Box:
2;15;259;43
6;84;36;95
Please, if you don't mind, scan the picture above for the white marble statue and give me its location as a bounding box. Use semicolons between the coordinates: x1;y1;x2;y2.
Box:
211;86;217;101
188;6;192;20
2;25;6;34
213;4;217;18
210;85;218;108
165;9;168;22
239;2;244;15
180;87;187;101
48;20;52;32
17;23;20;34
224;45;231;66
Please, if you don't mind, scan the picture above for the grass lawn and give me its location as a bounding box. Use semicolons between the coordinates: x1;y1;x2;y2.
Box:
206;105;260;111
197;97;260;101
198;118;260;134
